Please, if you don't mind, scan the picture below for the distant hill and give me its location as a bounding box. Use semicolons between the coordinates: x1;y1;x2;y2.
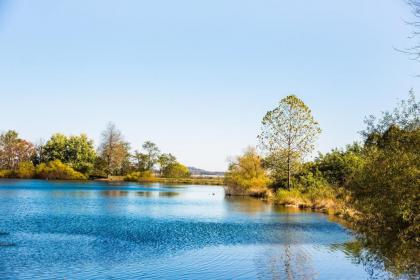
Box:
188;167;225;177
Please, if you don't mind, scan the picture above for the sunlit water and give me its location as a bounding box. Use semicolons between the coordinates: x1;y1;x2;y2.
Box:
0;180;398;279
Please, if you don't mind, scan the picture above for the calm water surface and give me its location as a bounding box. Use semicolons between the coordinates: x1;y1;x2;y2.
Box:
0;180;399;279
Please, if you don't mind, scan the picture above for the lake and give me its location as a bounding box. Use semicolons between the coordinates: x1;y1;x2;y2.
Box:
0;180;400;279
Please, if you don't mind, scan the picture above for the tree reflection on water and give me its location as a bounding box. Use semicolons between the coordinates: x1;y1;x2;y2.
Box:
332;236;419;280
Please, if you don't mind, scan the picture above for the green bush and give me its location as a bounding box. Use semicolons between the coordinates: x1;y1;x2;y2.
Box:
35;160;87;180
349;126;420;241
161;162;190;178
42;133;96;175
274;170;341;212
315;144;364;187
275;188;308;207
125;171;155;182
275;184;339;212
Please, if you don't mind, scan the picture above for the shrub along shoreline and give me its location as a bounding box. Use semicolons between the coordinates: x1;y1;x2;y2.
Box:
0;168;224;186
0;160;87;180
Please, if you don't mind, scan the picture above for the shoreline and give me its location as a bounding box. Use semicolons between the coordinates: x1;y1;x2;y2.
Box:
0;176;225;186
0;177;351;217
225;186;356;219
99;176;225;186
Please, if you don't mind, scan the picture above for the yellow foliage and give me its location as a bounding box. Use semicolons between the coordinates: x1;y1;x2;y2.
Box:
0;170;13;178
16;161;35;179
35;160;87;180
125;171;156;182
224;147;271;196
274;184;343;214
162;162;190;178
276;188;309;207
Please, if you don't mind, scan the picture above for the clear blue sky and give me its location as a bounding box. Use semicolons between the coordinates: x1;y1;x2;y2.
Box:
0;0;419;171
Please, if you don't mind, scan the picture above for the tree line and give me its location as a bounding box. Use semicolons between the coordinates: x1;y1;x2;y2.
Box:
0;123;190;180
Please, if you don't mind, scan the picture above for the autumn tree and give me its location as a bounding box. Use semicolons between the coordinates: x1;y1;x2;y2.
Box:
224;147;271;196
258;95;321;189
98;123;130;177
0;130;35;170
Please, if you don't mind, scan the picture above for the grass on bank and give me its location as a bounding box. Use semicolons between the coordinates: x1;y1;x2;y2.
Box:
123;171;224;185
0;166;224;186
273;185;353;216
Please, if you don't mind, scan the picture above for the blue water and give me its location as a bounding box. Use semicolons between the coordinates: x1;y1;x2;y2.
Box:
0;180;393;279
